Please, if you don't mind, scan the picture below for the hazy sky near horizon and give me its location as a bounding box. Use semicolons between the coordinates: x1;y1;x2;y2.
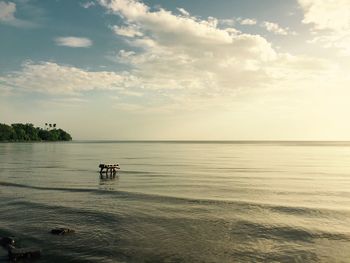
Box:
1;0;350;140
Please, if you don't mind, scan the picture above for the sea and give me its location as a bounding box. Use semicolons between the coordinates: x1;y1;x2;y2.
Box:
1;141;350;262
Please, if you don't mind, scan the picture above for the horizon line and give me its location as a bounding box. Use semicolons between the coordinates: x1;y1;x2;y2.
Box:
71;140;350;143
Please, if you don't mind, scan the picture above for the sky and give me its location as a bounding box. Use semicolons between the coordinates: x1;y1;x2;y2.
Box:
1;0;350;140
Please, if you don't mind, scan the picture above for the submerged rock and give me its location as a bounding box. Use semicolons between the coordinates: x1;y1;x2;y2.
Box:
50;228;75;235
8;247;41;261
0;237;15;249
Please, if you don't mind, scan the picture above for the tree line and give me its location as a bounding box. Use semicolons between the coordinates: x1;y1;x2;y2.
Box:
0;123;72;142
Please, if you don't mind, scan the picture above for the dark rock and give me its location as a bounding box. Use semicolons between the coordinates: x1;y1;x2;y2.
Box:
50;228;75;235
0;237;15;249
8;247;41;261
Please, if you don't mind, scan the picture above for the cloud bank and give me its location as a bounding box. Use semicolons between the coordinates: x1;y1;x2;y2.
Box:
100;0;324;98
0;61;136;95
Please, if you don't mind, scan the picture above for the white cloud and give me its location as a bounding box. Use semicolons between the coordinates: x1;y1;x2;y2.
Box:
0;1;16;22
0;61;137;95
219;18;235;27
220;18;257;27
177;8;189;17
240;18;257;25
112;25;143;37
261;21;294;35
81;1;96;8
99;0;279;95
0;1;34;27
298;0;350;31
298;0;350;55
55;37;93;48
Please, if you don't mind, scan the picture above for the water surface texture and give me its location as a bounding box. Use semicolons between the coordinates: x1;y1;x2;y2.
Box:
1;141;350;262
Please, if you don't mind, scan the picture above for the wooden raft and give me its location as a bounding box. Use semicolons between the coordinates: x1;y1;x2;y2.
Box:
99;164;120;174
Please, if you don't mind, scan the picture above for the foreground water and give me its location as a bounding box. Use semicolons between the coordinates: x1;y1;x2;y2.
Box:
1;141;350;262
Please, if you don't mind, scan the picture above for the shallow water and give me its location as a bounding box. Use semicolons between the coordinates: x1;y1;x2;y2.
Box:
1;141;350;262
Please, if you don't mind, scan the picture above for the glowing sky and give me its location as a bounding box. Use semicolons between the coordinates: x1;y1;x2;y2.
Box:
1;0;350;140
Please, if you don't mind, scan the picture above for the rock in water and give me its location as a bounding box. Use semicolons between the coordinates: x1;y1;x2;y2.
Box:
0;237;15;249
50;228;75;235
8;247;41;261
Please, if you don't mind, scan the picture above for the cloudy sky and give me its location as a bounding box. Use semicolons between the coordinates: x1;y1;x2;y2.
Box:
1;0;350;140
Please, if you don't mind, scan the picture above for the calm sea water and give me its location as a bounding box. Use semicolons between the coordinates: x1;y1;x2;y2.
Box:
1;141;350;262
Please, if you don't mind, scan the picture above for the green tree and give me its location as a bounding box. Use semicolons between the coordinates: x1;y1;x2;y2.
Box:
38;129;50;140
11;124;28;141
0;123;15;141
23;123;39;140
58;129;72;141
